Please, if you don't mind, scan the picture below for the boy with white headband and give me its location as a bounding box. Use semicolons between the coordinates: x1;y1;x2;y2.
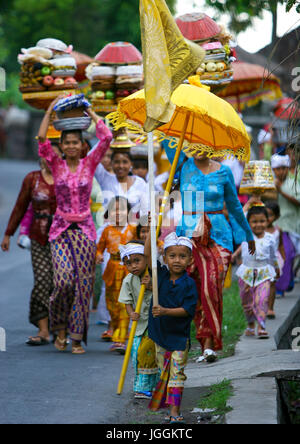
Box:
118;241;160;400
145;230;198;424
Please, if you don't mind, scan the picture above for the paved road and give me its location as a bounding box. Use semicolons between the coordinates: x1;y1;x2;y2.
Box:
0;160;132;424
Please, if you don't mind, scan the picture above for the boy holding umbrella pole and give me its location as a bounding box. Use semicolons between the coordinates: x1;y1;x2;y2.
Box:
144;217;198;424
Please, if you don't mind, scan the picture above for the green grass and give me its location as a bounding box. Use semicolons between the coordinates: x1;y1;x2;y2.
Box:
197;379;233;417
220;280;247;359
189;280;247;360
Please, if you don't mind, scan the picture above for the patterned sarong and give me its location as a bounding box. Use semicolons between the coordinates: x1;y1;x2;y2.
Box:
30;240;53;327
50;228;96;344
189;236;231;351
149;344;189;411
104;261;130;344
132;333;159;393
239;279;271;329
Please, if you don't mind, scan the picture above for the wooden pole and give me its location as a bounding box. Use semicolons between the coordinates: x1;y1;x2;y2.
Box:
117;112;191;395
148;132;159;307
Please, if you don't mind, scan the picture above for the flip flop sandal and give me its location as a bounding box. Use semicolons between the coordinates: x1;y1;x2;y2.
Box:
169;415;185;424
204;349;217;363
26;336;50;346
164;414;184;422
54;337;68;351
72;346;86;355
245;328;256;337
258;330;269;339
101;330;113;341
267;311;276;319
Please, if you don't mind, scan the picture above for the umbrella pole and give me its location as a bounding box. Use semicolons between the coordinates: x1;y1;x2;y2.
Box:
117;113;190;395
117;132;157;396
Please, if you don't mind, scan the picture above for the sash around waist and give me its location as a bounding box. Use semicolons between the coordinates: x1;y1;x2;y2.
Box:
183;210;223;216
56;207;92;223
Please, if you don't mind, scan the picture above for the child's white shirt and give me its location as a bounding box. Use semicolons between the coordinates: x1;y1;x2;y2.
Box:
236;232;278;287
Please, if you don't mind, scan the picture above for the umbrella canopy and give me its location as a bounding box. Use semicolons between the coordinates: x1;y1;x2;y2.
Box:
71;51;93;82
273;97;300;120
175;13;221;42
217;61;282;112
95;42;142;65
109;83;250;161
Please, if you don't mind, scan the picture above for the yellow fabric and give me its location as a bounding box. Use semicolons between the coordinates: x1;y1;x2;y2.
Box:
138;336;158;373
140;0;205;132
188;75;211;91
224;263;232;290
108;84;251;161
90;203;103;213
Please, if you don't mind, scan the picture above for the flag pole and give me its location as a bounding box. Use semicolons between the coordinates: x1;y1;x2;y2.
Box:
148;132;159;306
117;114;190;395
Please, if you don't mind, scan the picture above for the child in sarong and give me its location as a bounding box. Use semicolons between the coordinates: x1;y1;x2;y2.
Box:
236;206;280;339
145;231;198;424
118;241;160;400
96;196;136;353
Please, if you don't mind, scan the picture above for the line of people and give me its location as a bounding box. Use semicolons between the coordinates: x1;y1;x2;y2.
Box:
3;95;299;423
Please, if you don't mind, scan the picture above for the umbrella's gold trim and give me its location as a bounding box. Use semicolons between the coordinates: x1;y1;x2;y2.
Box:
108;110;249;161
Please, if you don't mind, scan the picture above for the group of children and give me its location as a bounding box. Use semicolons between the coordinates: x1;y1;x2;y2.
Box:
92;189;289;423
93;194;196;423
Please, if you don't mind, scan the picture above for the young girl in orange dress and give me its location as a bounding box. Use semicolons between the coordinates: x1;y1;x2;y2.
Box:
96;196;136;353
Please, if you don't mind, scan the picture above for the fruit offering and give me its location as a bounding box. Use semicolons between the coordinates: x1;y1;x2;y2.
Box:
176;13;235;91
85;41;143;116
18;38;78;109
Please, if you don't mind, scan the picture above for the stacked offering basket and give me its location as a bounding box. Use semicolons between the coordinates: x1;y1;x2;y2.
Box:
175;13;234;92
19;38;78;111
53;94;92;132
239;160;276;195
86;42;143;116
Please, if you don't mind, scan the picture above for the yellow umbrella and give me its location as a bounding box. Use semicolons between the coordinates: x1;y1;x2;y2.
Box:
109;83;251;161
108;81;250;396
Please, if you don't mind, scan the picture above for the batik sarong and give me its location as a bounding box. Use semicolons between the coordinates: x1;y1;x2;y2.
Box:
149;344;189;411
50;228;96;344
30;240;53;327
104;259;130;344
189;236;231;352
238;278;271;329
131;333;159;393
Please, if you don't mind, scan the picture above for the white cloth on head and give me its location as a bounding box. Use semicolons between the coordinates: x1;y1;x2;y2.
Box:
119;243;145;261
257;129;272;145
164;232;193;251
271;154;291;169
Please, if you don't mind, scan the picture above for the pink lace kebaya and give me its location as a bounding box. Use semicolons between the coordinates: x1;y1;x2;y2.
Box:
38;120;112;242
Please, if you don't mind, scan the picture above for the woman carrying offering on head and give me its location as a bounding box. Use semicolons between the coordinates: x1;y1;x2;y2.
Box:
37;96;112;354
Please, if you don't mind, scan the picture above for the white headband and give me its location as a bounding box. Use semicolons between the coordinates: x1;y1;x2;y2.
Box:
271;154;290;169
164;232;193;251
119;243;145;261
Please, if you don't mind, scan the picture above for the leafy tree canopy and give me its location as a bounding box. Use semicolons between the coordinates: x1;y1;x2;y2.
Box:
204;0;285;35
285;0;300;12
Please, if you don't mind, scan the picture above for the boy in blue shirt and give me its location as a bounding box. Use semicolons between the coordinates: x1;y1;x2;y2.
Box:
144;231;198;424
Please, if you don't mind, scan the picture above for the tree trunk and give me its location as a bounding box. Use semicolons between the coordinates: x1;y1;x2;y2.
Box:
271;1;278;47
